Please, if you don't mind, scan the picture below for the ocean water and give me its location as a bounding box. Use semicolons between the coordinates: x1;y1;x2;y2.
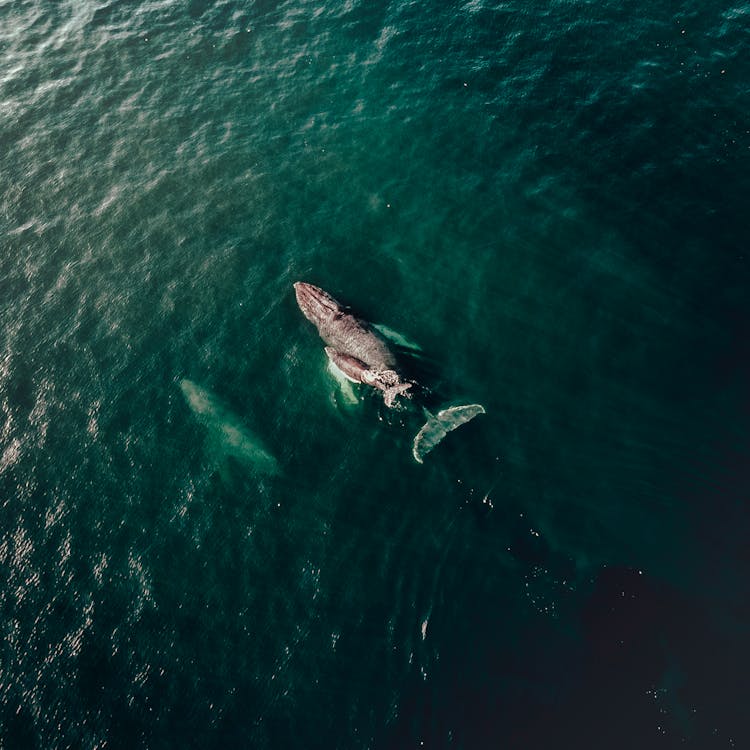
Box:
1;1;749;748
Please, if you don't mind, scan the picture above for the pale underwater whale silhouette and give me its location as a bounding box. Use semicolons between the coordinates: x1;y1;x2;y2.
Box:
293;282;485;462
178;379;279;477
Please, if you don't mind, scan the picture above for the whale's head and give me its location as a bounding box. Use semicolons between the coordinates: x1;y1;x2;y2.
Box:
294;282;342;329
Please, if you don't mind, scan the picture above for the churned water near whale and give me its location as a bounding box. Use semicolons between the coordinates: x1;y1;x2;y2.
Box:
1;0;749;748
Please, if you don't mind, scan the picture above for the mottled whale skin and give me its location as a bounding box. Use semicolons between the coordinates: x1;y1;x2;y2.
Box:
294;282;412;406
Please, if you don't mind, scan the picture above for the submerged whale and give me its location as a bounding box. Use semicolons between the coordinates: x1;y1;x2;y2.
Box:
294;282;413;407
294;282;485;462
179;379;279;477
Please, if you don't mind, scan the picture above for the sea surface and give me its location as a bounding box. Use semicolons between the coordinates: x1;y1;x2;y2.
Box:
1;1;749;748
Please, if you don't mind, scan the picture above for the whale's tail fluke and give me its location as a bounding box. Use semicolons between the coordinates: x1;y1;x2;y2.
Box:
412;404;486;463
383;382;413;408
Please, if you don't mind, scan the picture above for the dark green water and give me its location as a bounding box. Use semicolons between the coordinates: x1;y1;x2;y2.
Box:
1;1;749;748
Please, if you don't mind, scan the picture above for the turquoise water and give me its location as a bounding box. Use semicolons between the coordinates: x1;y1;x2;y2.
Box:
2;1;748;747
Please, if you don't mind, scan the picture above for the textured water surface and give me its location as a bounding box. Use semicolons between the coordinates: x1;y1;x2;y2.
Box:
1;1;749;748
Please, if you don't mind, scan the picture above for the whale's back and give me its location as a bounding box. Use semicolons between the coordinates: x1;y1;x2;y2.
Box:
317;313;396;370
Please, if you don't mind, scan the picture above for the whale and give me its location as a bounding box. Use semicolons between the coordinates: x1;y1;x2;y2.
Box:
294;282;486;462
294;282;413;407
178;379;279;477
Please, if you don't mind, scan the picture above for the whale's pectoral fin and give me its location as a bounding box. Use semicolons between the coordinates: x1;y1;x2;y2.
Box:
325;347;370;385
324;346;347;367
412;404;485;463
373;323;423;352
383;382;413;408
325;357;360;404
